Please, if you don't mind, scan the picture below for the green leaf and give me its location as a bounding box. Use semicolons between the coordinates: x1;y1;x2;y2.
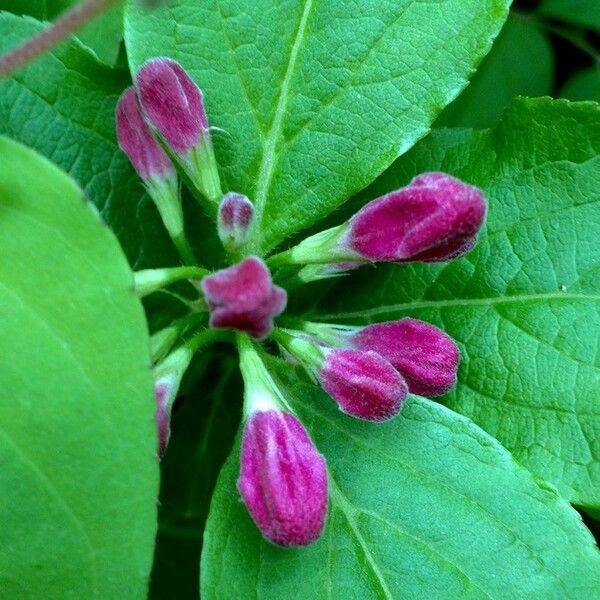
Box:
312;98;600;507
0;13;175;268
0;0;124;65
0;137;159;597
150;353;242;600
125;0;510;253
539;0;600;32
437;14;553;128
561;67;600;102
75;3;124;67
201;358;600;599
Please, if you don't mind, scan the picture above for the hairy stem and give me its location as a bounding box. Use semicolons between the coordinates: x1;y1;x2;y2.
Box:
0;0;121;78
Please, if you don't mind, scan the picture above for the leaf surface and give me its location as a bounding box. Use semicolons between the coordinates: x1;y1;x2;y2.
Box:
0;137;159;598
313;98;600;506
125;0;510;252
0;13;174;268
201;358;600;599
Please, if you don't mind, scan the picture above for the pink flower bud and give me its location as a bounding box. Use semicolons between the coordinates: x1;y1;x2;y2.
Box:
217;192;255;250
136;58;208;157
318;348;408;421
350;318;460;397
342;172;486;263
115;87;174;180
154;376;174;458
201;256;286;340
238;410;328;547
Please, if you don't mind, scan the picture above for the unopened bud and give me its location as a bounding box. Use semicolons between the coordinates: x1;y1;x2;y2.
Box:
217;192;254;251
154;375;176;458
135;58;222;203
318;348;407;421
269;172;486;268
116;86;174;182
238;409;328;546
343;173;486;262
276;331;407;421
201;257;286;340
349;318;460;397
152;345;194;458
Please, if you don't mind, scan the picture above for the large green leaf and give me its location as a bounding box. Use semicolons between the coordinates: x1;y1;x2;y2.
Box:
201;358;600;599
0;13;175;268
0;137;159;597
312;98;600;507
438;14;553;128
125;0;510;253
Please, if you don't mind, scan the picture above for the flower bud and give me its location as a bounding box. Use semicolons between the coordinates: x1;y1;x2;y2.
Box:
268;172;486;268
136;58;207;156
116;86;196;262
343;172;486;262
318;348;408;421
135;58;222;204
154;375;175;458
116;86;174;181
238;409;328;547
350;318;460;397
201;257;286;339
217;192;254;251
152;345;195;458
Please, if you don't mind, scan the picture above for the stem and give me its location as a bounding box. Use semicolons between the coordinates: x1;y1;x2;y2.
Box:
236;333;292;417
134;265;209;298
0;0;122;78
184;328;230;353
172;233;197;266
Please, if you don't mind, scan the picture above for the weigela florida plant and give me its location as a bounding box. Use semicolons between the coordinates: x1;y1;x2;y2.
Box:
3;0;600;597
117;57;486;546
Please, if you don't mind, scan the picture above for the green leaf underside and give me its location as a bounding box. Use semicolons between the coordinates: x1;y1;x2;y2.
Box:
0;137;158;598
314;98;600;507
0;13;175;268
201;358;600;599
125;0;510;253
438;14;553;129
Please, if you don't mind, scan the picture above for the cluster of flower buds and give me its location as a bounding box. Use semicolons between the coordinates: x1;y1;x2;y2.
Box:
116;55;488;549
116;57;232;263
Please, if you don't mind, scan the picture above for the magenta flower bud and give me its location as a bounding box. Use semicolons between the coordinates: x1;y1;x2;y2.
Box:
350;318;460;397
217;192;255;251
238;409;328;547
116;86;174;181
343;172;486;262
135;58;208;156
154;376;174;458
201;256;287;339
318;348;408;421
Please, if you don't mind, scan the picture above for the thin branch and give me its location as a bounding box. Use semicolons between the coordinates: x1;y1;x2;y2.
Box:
0;0;121;78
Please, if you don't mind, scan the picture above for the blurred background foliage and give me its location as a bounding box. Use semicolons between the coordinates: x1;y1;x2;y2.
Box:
440;0;600;127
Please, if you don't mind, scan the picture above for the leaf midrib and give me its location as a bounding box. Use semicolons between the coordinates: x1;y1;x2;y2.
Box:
252;0;314;247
